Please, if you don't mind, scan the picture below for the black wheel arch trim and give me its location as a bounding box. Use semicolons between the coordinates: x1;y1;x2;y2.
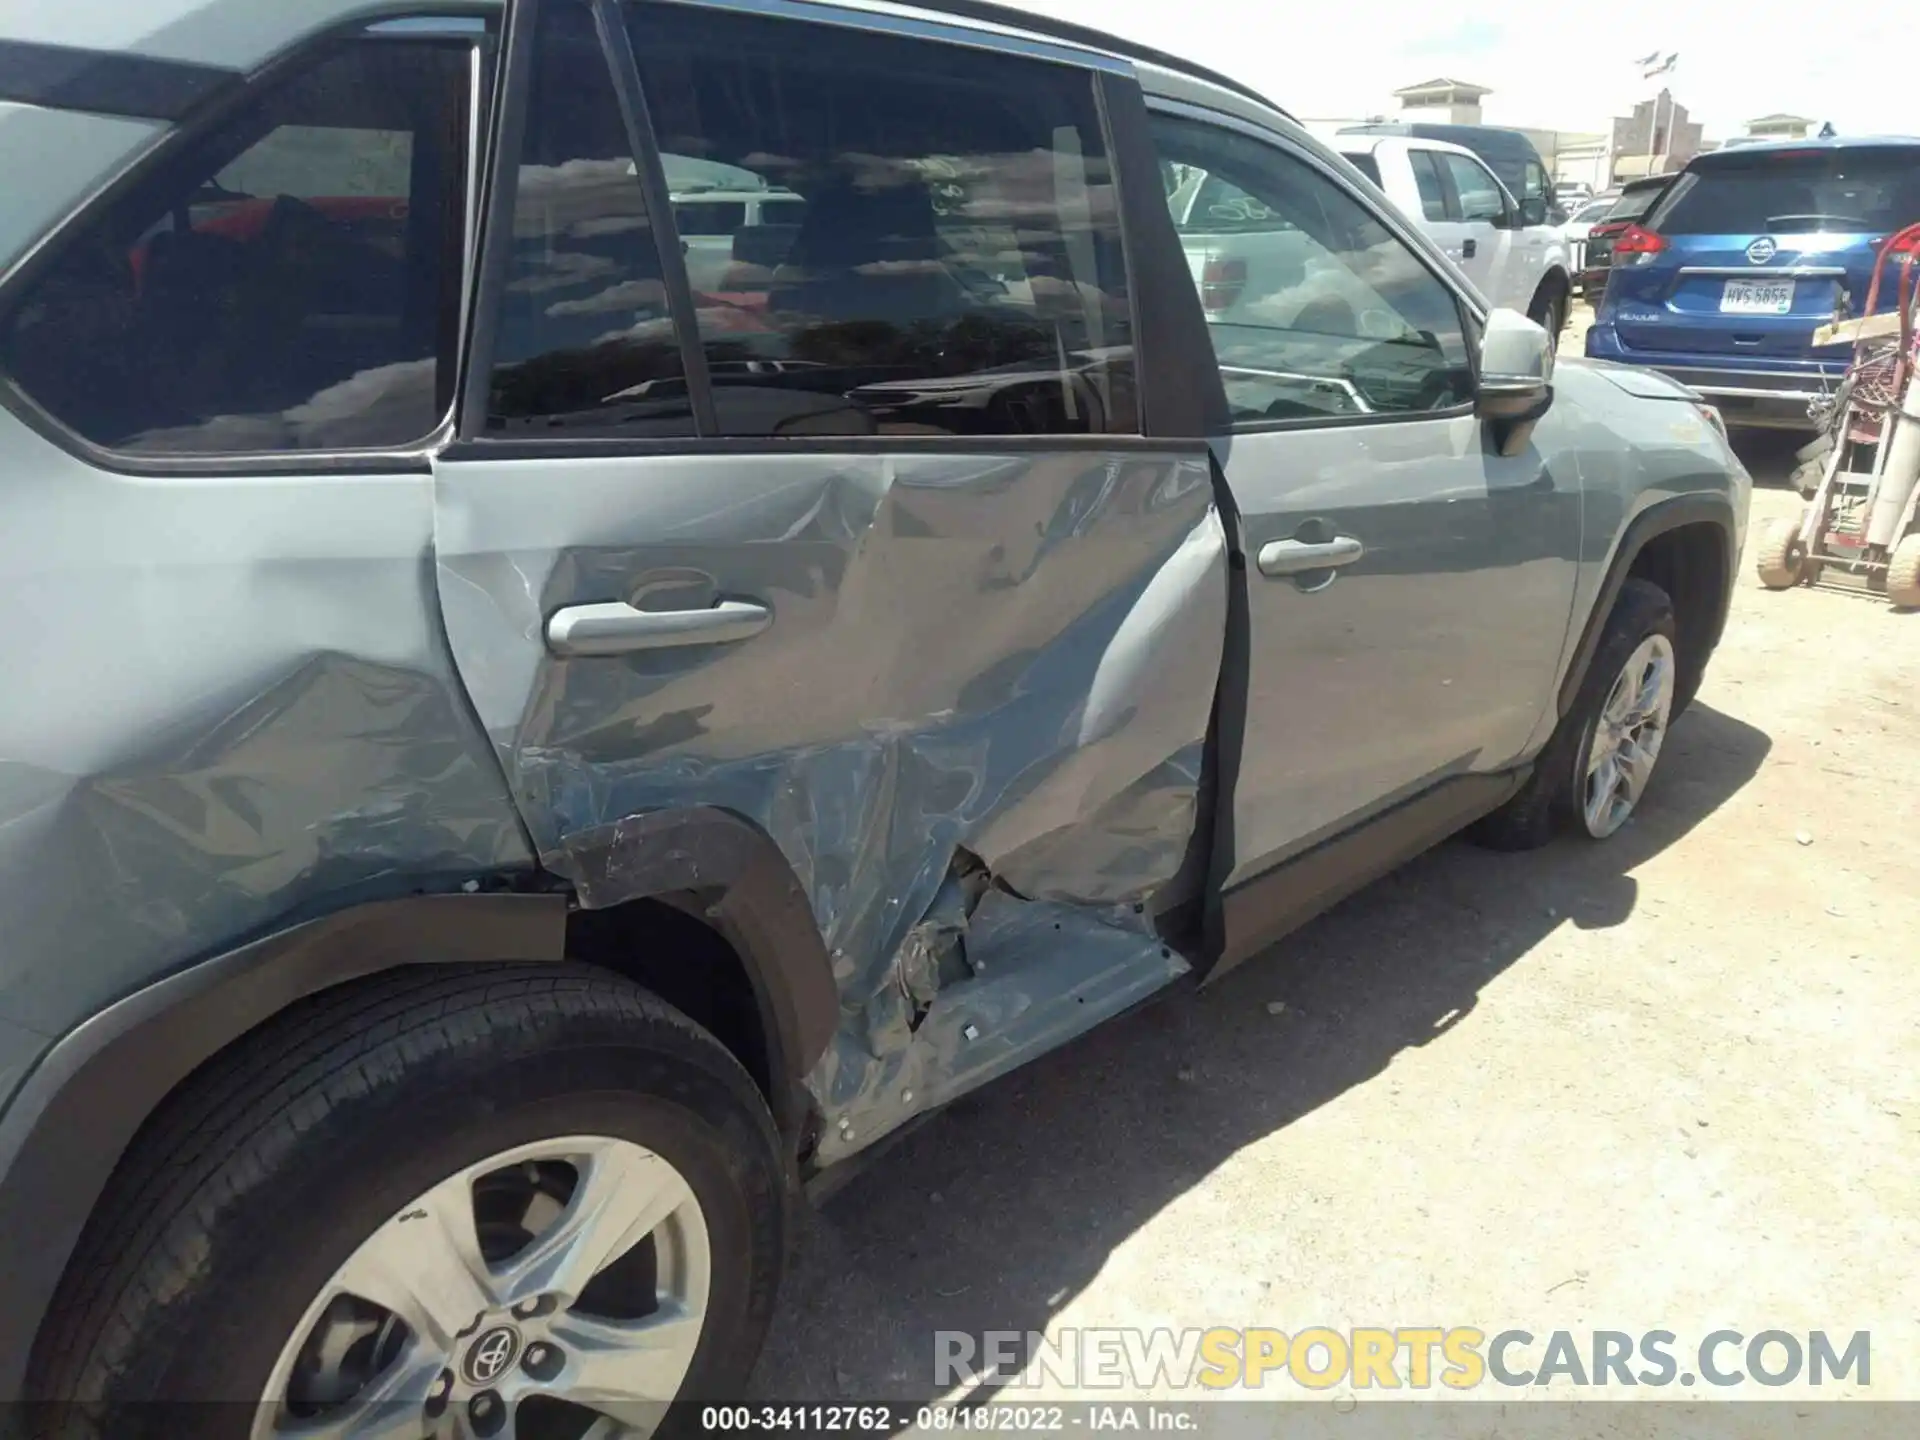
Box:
0;808;840;1401
1556;490;1737;719
549;805;841;1139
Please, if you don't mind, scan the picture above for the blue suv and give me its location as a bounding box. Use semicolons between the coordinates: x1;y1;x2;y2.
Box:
1587;137;1920;428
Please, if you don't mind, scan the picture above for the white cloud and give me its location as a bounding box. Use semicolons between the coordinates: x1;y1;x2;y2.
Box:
1022;0;1912;141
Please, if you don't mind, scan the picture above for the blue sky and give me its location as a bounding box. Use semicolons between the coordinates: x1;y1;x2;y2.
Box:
1020;2;1912;141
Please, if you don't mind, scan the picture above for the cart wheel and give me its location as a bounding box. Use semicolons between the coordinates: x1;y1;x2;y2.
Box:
1754;508;1811;590
1888;532;1920;608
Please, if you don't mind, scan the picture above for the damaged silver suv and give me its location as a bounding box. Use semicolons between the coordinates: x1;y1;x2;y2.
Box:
0;0;1748;1430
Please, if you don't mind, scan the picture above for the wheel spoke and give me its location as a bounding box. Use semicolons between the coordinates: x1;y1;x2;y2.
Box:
1618;735;1659;800
1586;752;1622;827
332;1174;493;1349
549;1306;703;1429
1601;670;1635;725
496;1143;694;1307
1631;650;1671;720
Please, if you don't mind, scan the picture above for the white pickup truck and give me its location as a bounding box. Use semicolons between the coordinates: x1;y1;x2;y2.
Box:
1336;135;1574;345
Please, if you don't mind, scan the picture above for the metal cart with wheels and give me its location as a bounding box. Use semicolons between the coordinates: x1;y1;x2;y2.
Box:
1756;220;1920;605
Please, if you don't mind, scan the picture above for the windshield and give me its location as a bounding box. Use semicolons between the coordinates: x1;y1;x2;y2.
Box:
1648;148;1920;234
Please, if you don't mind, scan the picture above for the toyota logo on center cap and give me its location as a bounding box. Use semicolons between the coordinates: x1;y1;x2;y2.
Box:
1747;237;1778;264
463;1325;522;1385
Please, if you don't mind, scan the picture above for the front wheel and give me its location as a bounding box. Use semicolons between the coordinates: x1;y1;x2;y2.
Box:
1528;281;1567;353
30;966;789;1440
1468;579;1677;849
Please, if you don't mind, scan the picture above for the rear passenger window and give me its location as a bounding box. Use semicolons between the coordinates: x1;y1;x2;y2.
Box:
1409;151;1452;222
626;3;1136;437
0;37;471;455
1151;115;1473;424
484;0;689;435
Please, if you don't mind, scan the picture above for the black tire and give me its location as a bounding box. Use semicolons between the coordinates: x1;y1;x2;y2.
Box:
1468;578;1676;851
1528;277;1568;351
29;964;788;1439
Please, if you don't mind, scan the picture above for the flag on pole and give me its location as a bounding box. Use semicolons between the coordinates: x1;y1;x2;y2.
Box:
1643;52;1678;77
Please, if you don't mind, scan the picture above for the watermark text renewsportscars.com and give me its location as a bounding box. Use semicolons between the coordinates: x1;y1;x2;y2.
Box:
934;1327;1871;1391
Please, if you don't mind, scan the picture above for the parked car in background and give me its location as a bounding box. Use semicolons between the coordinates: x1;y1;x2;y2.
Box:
0;0;1749;1424
1578;176;1670;302
1556;180;1595;206
1338;135;1574;342
1588;138;1920;428
1338;121;1561;229
1561;194;1616;243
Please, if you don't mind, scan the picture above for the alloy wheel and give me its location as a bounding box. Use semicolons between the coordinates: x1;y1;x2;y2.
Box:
1580;633;1675;838
252;1135;710;1440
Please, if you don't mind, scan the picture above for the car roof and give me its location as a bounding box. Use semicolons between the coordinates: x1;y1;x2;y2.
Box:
0;0;1296;123
1688;134;1920;168
1340;121;1537;155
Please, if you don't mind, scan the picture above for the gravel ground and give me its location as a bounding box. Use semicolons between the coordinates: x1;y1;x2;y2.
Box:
750;321;1920;1416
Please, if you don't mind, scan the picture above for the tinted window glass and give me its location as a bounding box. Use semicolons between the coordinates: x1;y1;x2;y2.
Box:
1342;152;1382;188
1649;149;1920;234
1604;185;1664;222
1151;116;1473;425
1442;153;1506;224
627;3;1136;438
485;0;689;435
1409;150;1452;221
0;39;469;454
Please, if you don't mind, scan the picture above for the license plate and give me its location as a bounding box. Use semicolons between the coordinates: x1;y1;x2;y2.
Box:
1721;278;1795;314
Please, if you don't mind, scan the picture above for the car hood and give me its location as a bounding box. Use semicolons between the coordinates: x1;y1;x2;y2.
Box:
1563;356;1702;403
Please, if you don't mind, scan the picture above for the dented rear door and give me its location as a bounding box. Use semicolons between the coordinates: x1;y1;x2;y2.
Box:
431;0;1227;1160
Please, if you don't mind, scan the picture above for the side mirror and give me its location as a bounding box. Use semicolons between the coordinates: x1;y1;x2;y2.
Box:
1520;197;1549;227
1476;307;1554;456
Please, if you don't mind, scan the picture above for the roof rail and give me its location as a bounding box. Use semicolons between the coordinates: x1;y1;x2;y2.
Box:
899;0;1294;119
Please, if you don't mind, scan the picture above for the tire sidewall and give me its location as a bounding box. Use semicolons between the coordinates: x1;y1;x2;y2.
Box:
73;1007;783;1436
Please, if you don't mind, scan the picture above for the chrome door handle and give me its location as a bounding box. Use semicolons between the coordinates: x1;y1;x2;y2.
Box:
1257;536;1364;577
546;599;771;656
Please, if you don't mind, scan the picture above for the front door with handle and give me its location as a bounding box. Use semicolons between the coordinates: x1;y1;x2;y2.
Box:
1148;111;1580;891
1437;149;1515;305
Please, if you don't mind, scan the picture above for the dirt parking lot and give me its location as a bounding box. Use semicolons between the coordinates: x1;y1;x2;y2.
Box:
749;347;1920;1413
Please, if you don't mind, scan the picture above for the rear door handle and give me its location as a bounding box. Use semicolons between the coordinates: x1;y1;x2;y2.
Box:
1257;536;1364;577
546;599;771;656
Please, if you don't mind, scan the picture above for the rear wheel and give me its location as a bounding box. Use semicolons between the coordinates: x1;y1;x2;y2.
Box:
30;966;788;1440
1888;532;1920;608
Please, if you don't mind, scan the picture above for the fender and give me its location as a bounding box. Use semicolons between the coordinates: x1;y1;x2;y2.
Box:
0;809;841;1401
1556;490;1737;718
